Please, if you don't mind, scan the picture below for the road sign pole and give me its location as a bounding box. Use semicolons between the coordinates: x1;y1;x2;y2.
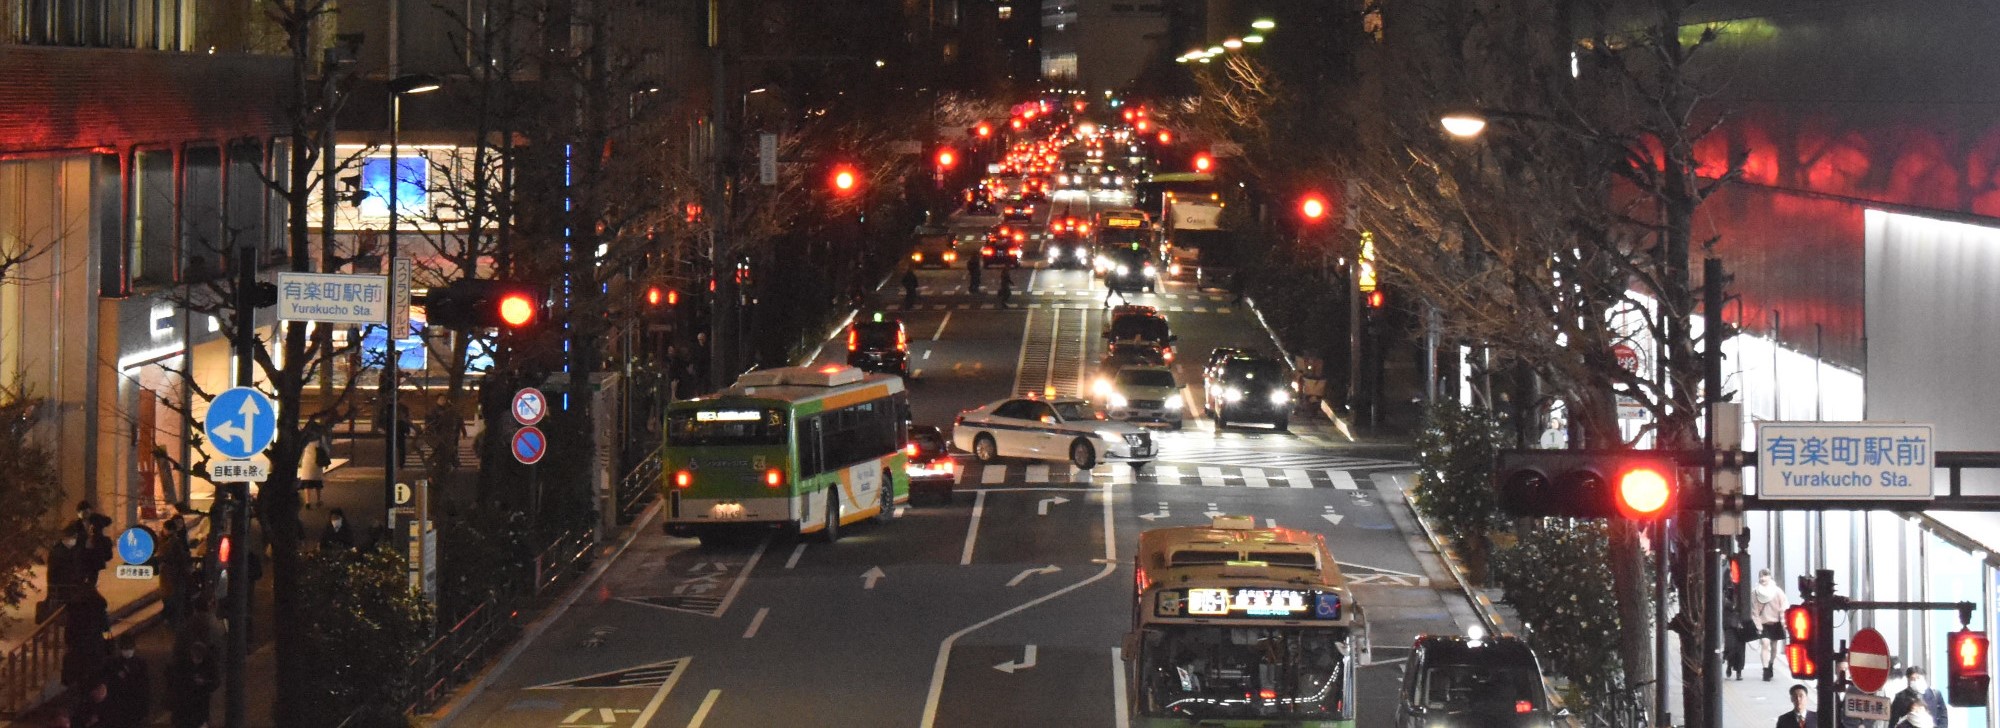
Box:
1703;257;1727;728
225;247;256;728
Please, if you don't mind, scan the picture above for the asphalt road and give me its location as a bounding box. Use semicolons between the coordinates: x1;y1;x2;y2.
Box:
441;190;1480;728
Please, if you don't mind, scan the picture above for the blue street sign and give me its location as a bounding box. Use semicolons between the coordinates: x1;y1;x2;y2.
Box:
116;526;156;565
512;426;547;465
206;387;277;460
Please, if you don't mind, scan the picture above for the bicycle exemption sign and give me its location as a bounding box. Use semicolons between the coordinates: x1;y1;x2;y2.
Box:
1756;422;1934;500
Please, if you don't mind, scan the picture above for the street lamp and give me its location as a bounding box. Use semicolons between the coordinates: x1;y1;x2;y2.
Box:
1440;111;1489;138
383;72;440;517
1251;18;1276;30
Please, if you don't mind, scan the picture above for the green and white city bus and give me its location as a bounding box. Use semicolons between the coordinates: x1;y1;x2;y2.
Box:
1125;515;1365;727
662;364;910;544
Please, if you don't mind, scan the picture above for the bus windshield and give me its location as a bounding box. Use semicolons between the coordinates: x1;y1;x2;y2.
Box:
1138;626;1350;720
668;408;788;447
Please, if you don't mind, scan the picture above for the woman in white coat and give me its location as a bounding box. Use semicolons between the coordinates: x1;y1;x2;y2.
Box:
1753;568;1789;681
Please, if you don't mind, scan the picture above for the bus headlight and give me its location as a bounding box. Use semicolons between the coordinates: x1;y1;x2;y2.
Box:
1270;390;1291;406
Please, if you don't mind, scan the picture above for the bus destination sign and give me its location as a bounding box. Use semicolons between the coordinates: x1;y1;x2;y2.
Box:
1158;588;1342;620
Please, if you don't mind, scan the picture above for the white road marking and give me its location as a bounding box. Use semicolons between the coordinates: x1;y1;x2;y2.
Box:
784;543;806;570
1203;502;1223;518
685;689;721;728
1111;647;1131;728
1336;560;1428;579
629;655;692;728
713;538;768;617
994;644;1039;673
1266;518;1278;528
861;566;886;589
1241;467;1269;488
932;311;952;341
921;483;1118;727
959;490;986;565
1026;464;1050;483
1198;466;1226;487
1037;495;1069;515
742;607;769;639
1328;469;1359;490
1006;565;1061;587
1285;468;1314;489
982;464;1006;483
1153;465;1182;485
923;350;932;360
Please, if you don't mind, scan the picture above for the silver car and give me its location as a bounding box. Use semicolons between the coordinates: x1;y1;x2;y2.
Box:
1101;366;1185;429
952;396;1156;470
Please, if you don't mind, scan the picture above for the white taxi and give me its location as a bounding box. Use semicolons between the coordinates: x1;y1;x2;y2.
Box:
952;396;1156;470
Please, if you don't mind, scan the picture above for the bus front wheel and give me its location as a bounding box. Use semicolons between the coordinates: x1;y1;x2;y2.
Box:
820;489;841;543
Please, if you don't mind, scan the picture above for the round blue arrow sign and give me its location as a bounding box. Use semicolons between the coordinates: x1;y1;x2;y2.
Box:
117;526;156;565
205;387;277;460
512;426;547;465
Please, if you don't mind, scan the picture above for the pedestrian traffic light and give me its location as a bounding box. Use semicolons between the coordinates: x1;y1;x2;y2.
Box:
1493;450;1682;519
830;165;861;195
1949;628;1990;706
1365;290;1385;309
1784;604;1818;678
1193;153;1213;173
425;279;549;331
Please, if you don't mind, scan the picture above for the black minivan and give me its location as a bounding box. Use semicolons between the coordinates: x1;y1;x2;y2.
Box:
1396;634;1562;727
846;315;909;377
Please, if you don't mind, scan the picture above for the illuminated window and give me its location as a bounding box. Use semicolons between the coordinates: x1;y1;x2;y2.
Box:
358;156;430;220
997;5;1012;19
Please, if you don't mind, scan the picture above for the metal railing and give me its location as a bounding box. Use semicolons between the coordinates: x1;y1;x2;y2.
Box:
405;600;514;715
616;451;662;524
0;604;66;717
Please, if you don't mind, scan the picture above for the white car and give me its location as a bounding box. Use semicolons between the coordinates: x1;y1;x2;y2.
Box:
952;396;1156;470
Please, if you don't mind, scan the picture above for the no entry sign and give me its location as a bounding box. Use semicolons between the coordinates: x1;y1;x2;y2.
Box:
512;426;547;465
1848;627;1891;694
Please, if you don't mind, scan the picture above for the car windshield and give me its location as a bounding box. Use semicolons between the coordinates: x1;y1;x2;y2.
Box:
1223;360;1283;384
1110;317;1170;342
911;431;947;456
1137;626;1350;720
1118;369;1177;388
853;323;899;349
668;408;788;446
1106;347;1167;367
1420;664;1546;713
1052;401;1099;421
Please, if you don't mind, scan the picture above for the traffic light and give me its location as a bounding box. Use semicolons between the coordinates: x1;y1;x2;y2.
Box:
425;279;548;331
1157;130;1173;145
1493;450;1682;519
975;123;992;139
935;148;958;170
830;164;861;195
1192;152;1213;173
1300;194;1328;223
1365;290;1385;309
1781;603;1819;678
1949;629;1991;706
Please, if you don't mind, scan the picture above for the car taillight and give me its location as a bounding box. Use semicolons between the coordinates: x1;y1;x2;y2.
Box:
674;470;692;488
911;251;922;261
897;327;908;351
1257;689;1277;699
982;246;994;255
944;251;957;262
1515;701;1532;713
764;469;784;488
905;443;919;457
847;328;857;351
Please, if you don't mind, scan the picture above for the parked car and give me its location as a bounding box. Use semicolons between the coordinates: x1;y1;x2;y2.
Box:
952;396;1155;470
1396;634;1560;728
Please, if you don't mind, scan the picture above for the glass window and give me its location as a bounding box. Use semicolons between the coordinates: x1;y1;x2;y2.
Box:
359;156;430;220
131;149;176;284
993;400;1036;419
667;407;788;447
181;146;224;280
1139;626;1350;720
1118;369;1176;388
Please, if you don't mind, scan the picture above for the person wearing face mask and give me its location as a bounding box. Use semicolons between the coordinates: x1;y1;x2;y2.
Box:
44;532;87;613
1891;666;1949;728
320;508;355;552
1754;568;1789;681
67;501;114;588
98;634;149;728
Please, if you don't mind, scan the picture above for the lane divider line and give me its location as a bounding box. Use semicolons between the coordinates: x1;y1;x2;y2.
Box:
1111;647;1130;728
784;542;806;570
630;655;691;728
959;489;987;566
932;311;952;341
713;538;769;618
685;689;722;728
742;607;769;639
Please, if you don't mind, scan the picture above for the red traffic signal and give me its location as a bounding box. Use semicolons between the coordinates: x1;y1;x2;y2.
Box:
1950;629;1991;707
936;148;958;170
1192;153;1213;173
975;123;992;138
1300;194;1328;222
425;279;548;331
497;292;536;327
1785;642;1818;679
1784;605;1813;642
1494;450;1682;520
1365;290;1386;309
645;286;665;306
830;165;860;194
1157;130;1173;144
1010;118;1024;130
217;534;233;565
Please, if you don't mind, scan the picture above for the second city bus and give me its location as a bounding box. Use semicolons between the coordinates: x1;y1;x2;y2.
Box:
661;364;910;545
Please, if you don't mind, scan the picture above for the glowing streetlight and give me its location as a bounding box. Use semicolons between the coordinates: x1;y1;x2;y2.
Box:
1440;112;1488;138
1223;38;1243;50
1252;18;1275;30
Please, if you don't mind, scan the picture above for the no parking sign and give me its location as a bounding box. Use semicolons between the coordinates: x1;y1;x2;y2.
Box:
512;426;547;465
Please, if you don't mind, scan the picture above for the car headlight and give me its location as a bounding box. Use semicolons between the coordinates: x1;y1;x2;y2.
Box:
1107;393;1128;408
1165;394;1183;409
1117;265;1130;276
1270;390;1291;406
1143;266;1157;278
1093;378;1113;397
1076;248;1090;260
1222;387;1243;403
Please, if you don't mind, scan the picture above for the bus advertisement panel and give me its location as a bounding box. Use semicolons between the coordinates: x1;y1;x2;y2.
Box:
662;365;910;544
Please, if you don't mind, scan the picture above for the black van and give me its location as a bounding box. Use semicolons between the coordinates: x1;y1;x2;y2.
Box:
1396;635;1563;727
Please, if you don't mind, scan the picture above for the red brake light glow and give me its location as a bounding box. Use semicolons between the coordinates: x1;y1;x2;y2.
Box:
1515;701;1532;714
847;328;858;351
764;469;784;488
674;470;692;489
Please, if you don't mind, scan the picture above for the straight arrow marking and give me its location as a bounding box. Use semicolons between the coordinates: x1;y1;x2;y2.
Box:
861;566;885;589
994;644;1039;673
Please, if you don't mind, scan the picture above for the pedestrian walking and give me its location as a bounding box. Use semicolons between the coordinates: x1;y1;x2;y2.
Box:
67;502;113;589
60;589;110;690
1755;569;1789;680
997;267;1014;308
1897;701;1939;728
1726;615;1755;680
319;508;355;553
396;408;416;467
902;268;920;309
298;425;329;509
167;641;217;728
158;517;191;629
44;532;87;612
99;635;149;728
1776;684;1816;728
967;254;983;294
1891;666;1949;727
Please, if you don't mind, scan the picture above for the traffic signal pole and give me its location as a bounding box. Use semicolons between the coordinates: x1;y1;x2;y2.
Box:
1702;257;1727;728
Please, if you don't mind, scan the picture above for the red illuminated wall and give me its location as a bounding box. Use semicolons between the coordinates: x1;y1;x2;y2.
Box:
0;47;287;156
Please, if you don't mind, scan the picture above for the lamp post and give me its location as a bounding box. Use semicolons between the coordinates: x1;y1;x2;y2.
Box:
383;73;440;519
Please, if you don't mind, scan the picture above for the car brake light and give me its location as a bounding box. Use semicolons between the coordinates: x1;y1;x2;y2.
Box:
1515;701;1532;713
764;468;784;488
1257;689;1277;699
847;328;857;351
674;470;692;488
982;246;994;255
905;443;919;457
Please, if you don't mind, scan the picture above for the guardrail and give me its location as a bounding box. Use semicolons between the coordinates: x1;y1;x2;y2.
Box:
0;605;66;717
616;452;662;524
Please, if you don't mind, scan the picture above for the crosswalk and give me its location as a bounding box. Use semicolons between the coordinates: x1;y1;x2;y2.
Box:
887;301;1235;314
950;460;1396;489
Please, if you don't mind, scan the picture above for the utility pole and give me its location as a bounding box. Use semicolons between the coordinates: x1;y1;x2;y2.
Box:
225;246;257;727
706;0;732;391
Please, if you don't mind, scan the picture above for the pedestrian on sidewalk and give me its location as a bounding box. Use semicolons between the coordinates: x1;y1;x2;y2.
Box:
1755;569;1789;681
1776;684;1816;728
997;267;1014;308
44;532;87;613
298;424;329;510
1891;666;1949;727
902;268;920;309
1726;614;1756;680
99;635;148;728
320;508;355;553
158;517;192;629
167;641;217;728
67;501;113;589
60;589;110;691
966;254;983;294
